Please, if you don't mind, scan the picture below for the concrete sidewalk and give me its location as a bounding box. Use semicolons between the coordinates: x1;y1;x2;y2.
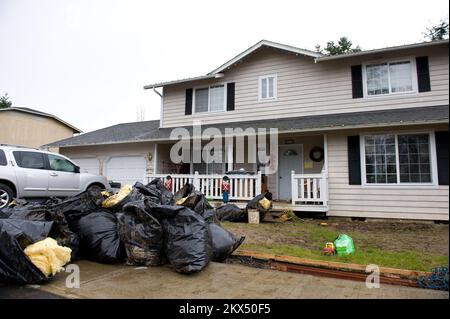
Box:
17;260;445;299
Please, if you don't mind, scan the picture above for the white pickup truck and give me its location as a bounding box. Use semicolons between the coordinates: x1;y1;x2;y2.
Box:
0;145;108;208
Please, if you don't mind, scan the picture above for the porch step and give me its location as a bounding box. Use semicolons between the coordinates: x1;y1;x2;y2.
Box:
209;200;328;213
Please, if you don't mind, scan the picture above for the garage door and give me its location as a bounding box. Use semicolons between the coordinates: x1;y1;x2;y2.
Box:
105;156;146;185
71;158;100;175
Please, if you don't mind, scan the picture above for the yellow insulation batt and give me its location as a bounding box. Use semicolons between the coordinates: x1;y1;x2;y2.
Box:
102;184;132;208
24;238;72;277
259;197;271;210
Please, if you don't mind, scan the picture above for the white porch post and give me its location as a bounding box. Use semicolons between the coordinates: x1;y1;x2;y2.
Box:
255;171;262;195
193;171;200;190
226;138;234;172
291;170;298;205
323;133;328;174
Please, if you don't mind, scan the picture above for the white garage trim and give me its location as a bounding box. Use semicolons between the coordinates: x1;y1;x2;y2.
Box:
71;157;100;175
105;155;147;185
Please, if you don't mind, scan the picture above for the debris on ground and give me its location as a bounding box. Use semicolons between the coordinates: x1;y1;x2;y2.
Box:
334;234;355;256
246;192;272;221
0;218;65;285
322;242;336;256
216;204;247;222
0;179;249;284
24;238;71;277
417;267;449;291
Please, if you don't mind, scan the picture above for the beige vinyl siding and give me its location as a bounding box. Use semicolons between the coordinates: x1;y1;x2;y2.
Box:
326;125;449;221
0;111;76;148
162;44;448;128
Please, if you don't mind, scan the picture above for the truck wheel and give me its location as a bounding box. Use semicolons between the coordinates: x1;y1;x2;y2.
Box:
87;184;104;192
0;183;14;209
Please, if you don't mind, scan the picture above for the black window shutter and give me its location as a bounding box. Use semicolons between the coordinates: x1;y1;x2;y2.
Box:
351;65;363;99
227;82;235;111
435;131;449;185
185;88;193;115
416;56;431;92
347;136;362;185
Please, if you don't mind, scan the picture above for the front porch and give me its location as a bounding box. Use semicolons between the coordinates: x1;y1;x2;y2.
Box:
149;133;329;213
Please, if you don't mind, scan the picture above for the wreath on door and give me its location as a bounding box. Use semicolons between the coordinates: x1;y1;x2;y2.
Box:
309;146;324;162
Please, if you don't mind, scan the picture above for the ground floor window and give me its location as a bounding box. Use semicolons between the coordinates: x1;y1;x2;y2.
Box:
363;133;433;184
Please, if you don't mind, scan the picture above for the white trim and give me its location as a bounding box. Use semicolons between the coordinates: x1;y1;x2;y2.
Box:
192;83;227;115
258;74;278;102
278;144;304;200
153;143;158;174
209;40;322;75
362;57;418;99
360;129;438;188
315;39;448;62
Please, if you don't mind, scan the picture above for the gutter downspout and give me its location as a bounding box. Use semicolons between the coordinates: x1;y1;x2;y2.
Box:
152;87;163;128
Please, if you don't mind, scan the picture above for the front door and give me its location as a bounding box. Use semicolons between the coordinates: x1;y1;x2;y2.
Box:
278;145;303;201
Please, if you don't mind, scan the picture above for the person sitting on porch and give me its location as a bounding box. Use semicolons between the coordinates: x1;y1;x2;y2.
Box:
221;176;230;203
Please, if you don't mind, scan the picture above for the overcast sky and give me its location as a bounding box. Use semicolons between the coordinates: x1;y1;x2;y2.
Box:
1;0;448;133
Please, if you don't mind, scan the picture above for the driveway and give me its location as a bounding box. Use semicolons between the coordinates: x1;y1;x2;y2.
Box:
3;260;446;299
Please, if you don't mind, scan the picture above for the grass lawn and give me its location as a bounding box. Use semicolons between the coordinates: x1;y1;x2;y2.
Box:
223;218;449;272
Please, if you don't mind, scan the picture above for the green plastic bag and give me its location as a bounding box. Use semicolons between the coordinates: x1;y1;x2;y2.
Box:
334;234;355;256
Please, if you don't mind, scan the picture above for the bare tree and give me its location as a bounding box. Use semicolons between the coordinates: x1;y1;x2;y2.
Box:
136;105;146;121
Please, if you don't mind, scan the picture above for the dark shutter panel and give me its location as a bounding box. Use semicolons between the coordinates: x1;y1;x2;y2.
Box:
351;65;363;98
185;88;193;115
435;131;449;185
347;136;362;185
226;82;235;111
416;56;431;92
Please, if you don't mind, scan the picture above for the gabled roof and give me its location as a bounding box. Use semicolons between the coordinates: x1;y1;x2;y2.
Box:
208;39;323;75
143;40;323;89
143;39;448;89
48;105;448;148
0;107;82;133
315;39;449;62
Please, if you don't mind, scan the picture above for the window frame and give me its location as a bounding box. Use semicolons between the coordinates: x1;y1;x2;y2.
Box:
258;74;278;102
0;149;7;166
47;153;78;173
360;130;439;187
362;57;418;98
13;151;48;170
192;83;227;114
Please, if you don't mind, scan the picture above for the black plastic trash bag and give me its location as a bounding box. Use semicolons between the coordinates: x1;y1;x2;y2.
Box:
246;192;273;220
106;185;146;212
69;210;124;263
215;204;247;222
145;179;174;206
7;203;80;260
0;219;54;285
208;222;245;262
173;183;194;202
145;202;185;220
162;207;211;274
117;201;164;266
55;189;104;222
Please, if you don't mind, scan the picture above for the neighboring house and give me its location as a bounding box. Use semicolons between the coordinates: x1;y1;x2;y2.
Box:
48;39;449;221
0;107;81;149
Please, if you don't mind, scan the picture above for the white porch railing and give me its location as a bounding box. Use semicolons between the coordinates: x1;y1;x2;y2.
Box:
148;171;262;201
291;170;328;207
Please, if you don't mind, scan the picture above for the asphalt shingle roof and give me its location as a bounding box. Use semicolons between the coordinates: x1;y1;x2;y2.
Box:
48;105;449;148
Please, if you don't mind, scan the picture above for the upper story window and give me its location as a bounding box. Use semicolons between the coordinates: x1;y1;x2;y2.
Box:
194;84;226;113
363;59;416;97
259;75;277;101
363;133;434;185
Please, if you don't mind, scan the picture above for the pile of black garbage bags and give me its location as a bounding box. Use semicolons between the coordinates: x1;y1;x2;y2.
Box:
0;179;257;285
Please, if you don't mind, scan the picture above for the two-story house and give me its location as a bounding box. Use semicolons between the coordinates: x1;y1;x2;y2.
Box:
49;39;449;221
